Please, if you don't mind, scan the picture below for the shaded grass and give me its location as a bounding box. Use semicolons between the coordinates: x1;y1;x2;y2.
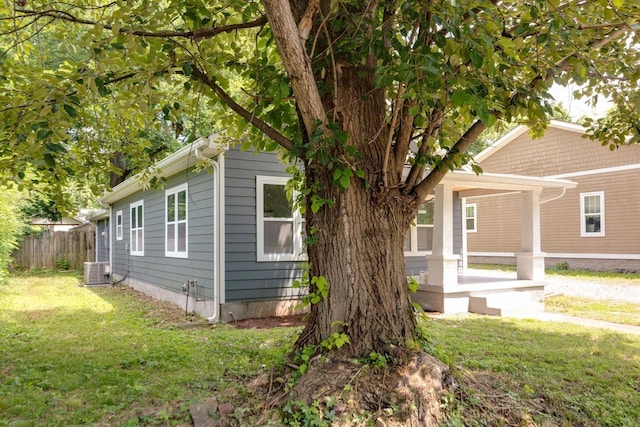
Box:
546;295;640;326
0;273;299;426
427;314;640;426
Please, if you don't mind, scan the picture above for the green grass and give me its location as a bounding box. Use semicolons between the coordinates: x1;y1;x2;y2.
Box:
426;314;640;426
546;295;640;326
3;272;640;426
0;272;298;426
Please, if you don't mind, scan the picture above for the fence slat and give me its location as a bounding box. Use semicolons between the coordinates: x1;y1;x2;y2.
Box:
12;231;95;270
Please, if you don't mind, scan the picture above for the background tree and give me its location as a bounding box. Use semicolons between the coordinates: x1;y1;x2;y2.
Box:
1;0;639;420
0;185;25;283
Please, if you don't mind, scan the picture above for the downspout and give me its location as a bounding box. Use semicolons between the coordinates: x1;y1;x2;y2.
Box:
108;205;113;275
540;187;567;205
195;144;223;323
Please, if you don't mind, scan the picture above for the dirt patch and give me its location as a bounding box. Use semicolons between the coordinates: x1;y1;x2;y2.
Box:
246;351;452;426
229;314;307;329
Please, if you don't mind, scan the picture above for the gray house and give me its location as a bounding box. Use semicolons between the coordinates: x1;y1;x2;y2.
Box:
92;135;577;320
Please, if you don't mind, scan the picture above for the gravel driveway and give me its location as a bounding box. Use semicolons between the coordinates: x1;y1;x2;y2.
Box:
544;274;640;303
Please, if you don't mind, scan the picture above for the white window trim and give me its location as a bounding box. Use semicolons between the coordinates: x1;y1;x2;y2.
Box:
404;224;434;256
165;183;188;258
115;210;123;241
465;203;477;233
404;201;435;256
256;175;307;262
130;200;144;256
580;191;605;237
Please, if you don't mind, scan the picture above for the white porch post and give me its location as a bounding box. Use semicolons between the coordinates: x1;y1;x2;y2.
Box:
517;189;546;280
426;183;459;289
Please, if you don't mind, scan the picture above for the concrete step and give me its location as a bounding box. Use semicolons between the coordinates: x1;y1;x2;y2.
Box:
469;290;545;316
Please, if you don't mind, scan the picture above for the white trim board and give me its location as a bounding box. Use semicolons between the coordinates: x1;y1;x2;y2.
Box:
469;252;640;260
546;163;640;179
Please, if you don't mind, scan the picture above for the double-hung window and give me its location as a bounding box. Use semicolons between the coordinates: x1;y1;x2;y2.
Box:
130;200;144;255
580;191;605;237
166;184;188;257
256;176;306;262
115;210;123;240
465;203;477;233
404;201;434;254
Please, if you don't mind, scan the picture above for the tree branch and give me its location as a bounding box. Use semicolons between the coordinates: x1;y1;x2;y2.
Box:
12;8;267;40
190;65;295;151
412;23;637;202
263;0;328;139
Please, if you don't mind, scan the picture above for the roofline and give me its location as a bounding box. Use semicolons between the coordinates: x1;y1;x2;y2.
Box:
88;209;109;221
473;120;586;163
100;135;226;205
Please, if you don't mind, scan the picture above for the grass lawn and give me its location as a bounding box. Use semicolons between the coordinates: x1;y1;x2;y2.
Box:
2;272;640;426
546;295;640;326
426;314;640;426
0;272;298;426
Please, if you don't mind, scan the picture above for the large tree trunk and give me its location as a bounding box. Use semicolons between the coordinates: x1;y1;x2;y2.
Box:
296;61;419;357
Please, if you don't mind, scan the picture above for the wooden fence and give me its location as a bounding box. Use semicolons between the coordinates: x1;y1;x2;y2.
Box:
12;231;95;270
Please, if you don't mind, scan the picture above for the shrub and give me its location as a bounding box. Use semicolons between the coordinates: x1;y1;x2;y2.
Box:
0;186;25;282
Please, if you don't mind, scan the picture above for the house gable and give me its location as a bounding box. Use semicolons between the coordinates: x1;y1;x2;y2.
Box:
475;120;640;177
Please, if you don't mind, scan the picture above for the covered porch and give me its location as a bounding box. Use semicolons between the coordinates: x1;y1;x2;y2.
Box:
413;171;576;316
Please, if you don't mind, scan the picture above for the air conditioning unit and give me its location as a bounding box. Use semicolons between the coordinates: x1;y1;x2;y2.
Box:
84;262;109;285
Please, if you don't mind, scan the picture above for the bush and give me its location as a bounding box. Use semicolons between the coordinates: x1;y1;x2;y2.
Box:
0;186;25;283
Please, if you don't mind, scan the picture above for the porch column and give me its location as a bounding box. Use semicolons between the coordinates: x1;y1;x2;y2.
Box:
517;189;546;281
426;183;459;289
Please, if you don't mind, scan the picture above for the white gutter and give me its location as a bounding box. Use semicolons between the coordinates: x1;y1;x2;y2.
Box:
101;135;226;204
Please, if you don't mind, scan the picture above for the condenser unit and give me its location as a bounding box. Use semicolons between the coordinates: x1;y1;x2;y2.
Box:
84;262;109;286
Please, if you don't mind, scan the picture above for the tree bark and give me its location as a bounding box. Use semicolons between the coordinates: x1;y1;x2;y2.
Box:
297;60;418;357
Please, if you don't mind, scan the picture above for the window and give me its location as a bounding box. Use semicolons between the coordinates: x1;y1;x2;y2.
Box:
465;203;477;232
404;201;434;254
166;184;188;257
580;191;605;237
115;210;123;240
256;176;306;262
130;200;144;255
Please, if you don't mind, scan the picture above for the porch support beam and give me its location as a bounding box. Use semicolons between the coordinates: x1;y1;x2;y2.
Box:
426;183;460;289
517;189;546;280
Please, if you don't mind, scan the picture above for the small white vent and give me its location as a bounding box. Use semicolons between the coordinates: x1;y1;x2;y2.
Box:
84;262;109;285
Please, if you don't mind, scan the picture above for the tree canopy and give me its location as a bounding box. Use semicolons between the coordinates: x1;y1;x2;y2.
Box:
1;1;637;200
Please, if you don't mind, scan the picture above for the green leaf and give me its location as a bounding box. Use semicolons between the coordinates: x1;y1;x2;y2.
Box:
63;104;77;118
37;129;53;141
470;50;483;69
182;62;192;77
43;153;55;169
340;174;350;189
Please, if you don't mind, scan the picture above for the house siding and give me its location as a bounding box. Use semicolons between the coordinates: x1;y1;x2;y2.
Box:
469;123;640;271
110;168;217;299
223;148;305;303
480;126;640;177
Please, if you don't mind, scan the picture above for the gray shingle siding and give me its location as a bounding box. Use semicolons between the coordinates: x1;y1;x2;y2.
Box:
110;168;217;299
223;148;304;302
